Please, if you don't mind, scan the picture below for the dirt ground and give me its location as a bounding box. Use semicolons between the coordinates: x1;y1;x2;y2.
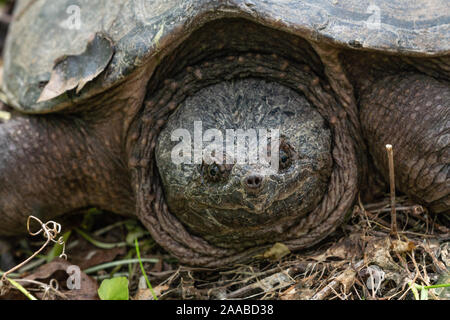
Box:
0;194;448;300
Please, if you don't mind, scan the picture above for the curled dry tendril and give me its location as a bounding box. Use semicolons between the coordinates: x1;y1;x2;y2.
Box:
1;215;67;282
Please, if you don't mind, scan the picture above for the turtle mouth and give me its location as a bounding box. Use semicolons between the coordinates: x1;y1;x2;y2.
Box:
189;184;281;215
241;193;276;214
188;190;279;214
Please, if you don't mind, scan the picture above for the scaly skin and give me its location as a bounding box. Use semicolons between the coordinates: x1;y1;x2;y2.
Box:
156;78;332;248
0;111;135;236
0;19;448;266
123;19;363;265
0;67;148;235
360;73;449;213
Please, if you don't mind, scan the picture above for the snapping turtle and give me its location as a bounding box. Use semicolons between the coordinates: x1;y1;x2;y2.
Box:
0;0;448;266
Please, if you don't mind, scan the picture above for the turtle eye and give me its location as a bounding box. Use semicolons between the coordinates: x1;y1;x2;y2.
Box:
279;144;293;171
202;161;233;182
280;151;289;163
205;163;221;182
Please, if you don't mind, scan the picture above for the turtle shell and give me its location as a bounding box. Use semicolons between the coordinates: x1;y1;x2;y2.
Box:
2;0;449;113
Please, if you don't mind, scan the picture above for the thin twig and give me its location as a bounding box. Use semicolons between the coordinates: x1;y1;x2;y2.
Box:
386;144;397;236
0;216;66;282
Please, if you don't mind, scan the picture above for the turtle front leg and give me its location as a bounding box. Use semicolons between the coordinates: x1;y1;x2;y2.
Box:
360;73;449;213
0;111;134;235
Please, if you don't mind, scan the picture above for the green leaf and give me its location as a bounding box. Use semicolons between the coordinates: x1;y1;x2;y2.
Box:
135;238;158;300
409;282;420;300
80;208;102;230
126;227;146;245
98;277;129;300
420;288;429;300
75;228;127;249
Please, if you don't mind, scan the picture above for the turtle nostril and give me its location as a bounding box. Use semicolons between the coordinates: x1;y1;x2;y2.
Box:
245;175;264;190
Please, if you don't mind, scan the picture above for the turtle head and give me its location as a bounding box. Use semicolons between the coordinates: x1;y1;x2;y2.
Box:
156;78;332;248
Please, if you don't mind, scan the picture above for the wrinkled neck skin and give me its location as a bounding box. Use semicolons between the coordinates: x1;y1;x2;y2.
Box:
342;51;450;213
0;71;148;235
127;19;362;266
128;19;448;266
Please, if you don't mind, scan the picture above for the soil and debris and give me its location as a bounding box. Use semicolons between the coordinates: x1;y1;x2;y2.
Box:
0;195;449;300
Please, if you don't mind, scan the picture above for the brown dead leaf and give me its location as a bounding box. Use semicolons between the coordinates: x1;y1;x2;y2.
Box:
133;284;169;300
391;239;416;253
279;283;315;300
37;33;114;103
68;237;125;270
311;232;362;262
24;258;98;300
364;237;401;271
335;268;357;294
